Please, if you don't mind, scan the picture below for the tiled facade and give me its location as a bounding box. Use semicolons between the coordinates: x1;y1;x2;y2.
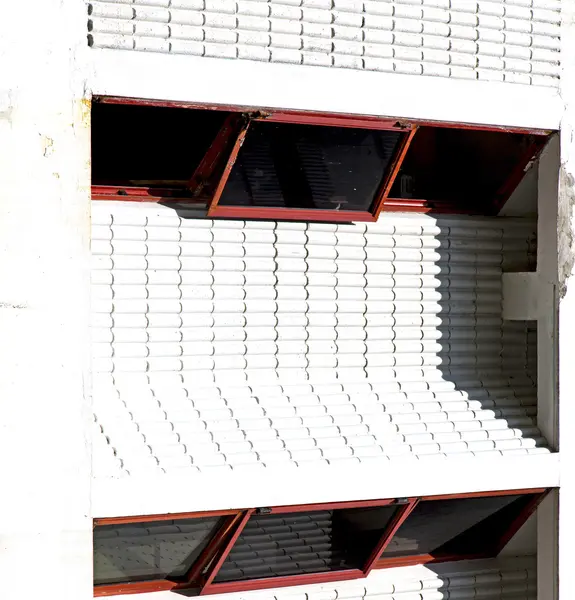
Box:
2;0;571;596
87;0;560;86
92;202;543;479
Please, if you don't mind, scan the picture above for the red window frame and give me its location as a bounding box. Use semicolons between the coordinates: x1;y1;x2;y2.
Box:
201;114;417;223
91;96;551;219
93;488;548;597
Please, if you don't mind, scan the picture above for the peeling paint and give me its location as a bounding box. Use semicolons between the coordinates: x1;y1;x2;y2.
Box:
0;301;27;309
41;135;54;157
558;166;575;298
80;97;91;126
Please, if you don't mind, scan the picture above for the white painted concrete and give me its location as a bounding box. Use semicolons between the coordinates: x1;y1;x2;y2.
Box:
532;134;561;600
0;2;92;599
537;137;560;451
557;0;575;598
92;452;558;517
499;165;539;217
500;513;537;557
87;0;561;89
88;48;562;130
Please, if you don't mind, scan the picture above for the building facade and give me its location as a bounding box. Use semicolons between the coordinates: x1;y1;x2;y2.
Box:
0;0;573;599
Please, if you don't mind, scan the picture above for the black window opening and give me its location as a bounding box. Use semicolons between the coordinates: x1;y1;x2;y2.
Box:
92;490;547;596
388;127;546;214
380;493;538;561
91;99;550;219
214;505;400;583
217;122;404;213
91;103;231;200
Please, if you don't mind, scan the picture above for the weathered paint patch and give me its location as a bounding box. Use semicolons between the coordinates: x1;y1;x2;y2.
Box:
558;166;575;298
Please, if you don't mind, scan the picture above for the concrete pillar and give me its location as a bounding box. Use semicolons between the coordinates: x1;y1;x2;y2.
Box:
536;136;560;600
558;0;575;597
0;2;92;599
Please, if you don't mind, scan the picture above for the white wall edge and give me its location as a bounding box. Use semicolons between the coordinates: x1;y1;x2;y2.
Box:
88;49;562;131
92;453;559;518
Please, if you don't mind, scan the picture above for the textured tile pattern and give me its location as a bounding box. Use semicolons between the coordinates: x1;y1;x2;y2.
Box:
86;0;560;87
91;202;544;479
240;557;538;598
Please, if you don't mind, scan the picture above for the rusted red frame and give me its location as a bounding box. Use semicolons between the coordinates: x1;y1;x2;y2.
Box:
91;185;205;203
363;499;419;576
92;97;550;217
383;198;483;214
187;512;246;585
200;510;254;592
256;113;409;131
373;127;418;220
208;206;378;222
269;497;398;513
199;498;411;594
93;488;549;597
94;510;244;597
206;120;251;216
206;119;416;222
420;487;546;501
94;96;553;136
94;508;239;527
189;114;248;201
374;487;549;571
201;569;367;595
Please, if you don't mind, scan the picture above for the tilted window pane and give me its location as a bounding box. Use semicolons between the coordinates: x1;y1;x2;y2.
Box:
94;516;225;585
220;123;403;212
382;495;523;558
214;505;399;583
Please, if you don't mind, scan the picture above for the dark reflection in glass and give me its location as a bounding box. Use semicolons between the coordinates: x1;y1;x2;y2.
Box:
382;495;526;558
214;505;399;583
220;122;403;212
94;517;225;585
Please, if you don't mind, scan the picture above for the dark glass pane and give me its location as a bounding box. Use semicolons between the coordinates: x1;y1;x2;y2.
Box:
94;516;225;585
91;104;229;187
220;122;403;212
382;495;523;558
389;127;540;210
214;505;399;583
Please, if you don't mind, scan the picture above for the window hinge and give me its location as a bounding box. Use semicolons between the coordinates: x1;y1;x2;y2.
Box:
255;507;273;515
245;110;269;121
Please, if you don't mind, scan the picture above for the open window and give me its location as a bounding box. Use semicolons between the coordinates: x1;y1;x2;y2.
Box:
93;489;547;596
387;126;549;214
92;98;550;221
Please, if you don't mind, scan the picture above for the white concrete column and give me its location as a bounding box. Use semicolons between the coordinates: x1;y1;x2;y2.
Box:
557;0;575;597
0;2;92;600
536;136;560;600
537;136;560;450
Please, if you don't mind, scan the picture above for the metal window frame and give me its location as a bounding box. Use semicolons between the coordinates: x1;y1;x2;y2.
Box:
91;96;552;218
93;488;548;597
374;488;550;571
201;113;416;222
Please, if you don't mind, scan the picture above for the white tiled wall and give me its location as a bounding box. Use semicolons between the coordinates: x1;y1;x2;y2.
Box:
91;202;544;480
87;0;560;87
